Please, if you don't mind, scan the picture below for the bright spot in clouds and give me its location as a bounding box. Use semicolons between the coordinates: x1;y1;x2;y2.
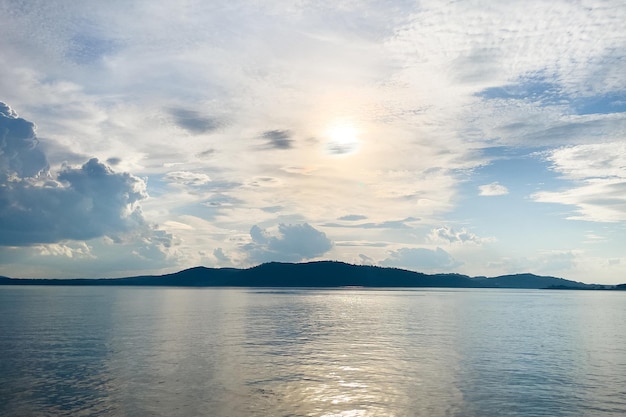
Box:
326;122;360;156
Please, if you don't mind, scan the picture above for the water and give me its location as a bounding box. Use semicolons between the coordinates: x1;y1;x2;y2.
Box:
1;287;625;417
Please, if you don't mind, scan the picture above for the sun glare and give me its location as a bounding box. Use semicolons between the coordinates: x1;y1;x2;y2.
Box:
326;123;360;156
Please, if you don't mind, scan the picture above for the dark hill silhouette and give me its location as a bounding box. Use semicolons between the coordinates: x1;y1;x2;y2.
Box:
0;261;616;289
471;273;591;289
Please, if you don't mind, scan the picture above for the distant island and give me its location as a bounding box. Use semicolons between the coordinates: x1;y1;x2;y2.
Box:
1;261;624;290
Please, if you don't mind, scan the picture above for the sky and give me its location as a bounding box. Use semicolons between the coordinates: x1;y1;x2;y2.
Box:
0;0;625;283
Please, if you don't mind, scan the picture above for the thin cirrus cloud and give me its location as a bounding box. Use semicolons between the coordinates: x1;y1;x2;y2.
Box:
532;143;626;222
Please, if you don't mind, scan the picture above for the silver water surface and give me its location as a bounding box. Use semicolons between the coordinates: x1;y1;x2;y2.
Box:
1;287;625;416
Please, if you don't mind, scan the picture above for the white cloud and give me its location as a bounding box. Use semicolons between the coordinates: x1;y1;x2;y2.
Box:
545;142;626;180
33;242;94;259
381;247;462;271
429;226;492;245
533;142;626;222
478;182;509;196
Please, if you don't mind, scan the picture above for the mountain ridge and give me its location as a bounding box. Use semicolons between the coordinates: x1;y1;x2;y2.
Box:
0;260;621;289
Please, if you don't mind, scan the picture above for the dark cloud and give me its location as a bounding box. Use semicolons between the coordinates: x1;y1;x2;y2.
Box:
1;158;148;245
244;223;332;263
381;247;462;271
169;108;220;134
262;130;293;149
0;102;48;179
106;157;122;166
0;103;168;247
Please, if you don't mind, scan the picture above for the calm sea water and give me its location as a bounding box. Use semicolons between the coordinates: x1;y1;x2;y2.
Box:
1;286;625;417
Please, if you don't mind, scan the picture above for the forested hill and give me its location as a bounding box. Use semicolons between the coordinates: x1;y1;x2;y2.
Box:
0;261;616;289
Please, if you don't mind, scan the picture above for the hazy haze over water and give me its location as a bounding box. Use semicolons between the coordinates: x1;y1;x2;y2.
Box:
1;287;625;416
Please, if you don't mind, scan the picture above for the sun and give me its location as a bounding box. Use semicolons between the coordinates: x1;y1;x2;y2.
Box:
326;123;360;156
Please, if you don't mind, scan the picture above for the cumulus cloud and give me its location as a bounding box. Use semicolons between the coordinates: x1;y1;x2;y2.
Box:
381;247;462;271
1;157;148;245
0;102;48;179
33;241;94;259
244;223;332;263
478;182;509;196
0;103;169;247
213;247;231;263
429;226;489;245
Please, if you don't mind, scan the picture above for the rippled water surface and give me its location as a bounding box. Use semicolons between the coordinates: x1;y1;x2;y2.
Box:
1;286;625;416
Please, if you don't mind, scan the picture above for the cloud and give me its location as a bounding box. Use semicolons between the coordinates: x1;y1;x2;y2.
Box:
429;226;490;245
106;157;122;166
0;102;48;179
533;143;626;222
486;250;579;276
67;33;117;65
323;217;420;229
478;182;509;196
261;130;293;150
359;253;374;264
544;142;626;180
169;108;220;134
164;171;212;186
33;241;94;259
535;250;578;273
381;247;462;271
338;214;368;221
213;247;230;263
244;223;332;263
0;158;148;245
0;103;170;248
534;179;626;222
